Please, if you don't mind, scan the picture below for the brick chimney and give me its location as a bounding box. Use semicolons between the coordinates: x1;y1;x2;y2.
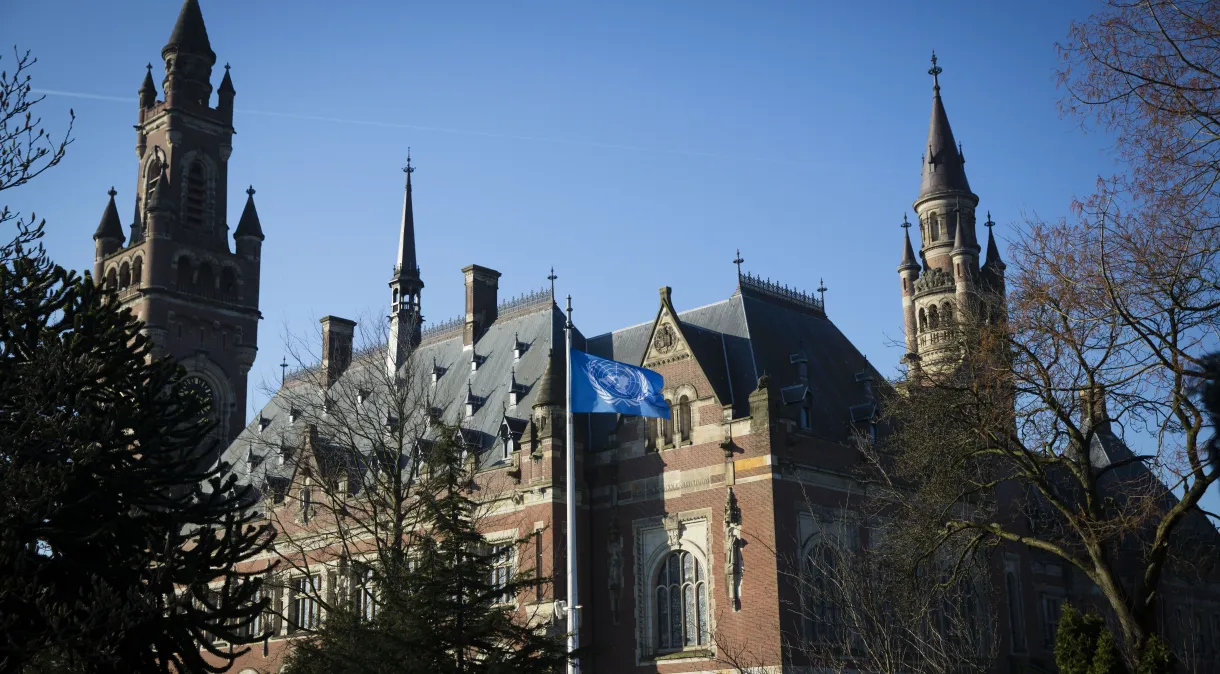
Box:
1080;385;1110;434
320;316;357;387
462;265;501;345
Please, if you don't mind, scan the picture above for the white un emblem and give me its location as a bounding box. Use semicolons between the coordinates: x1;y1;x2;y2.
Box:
587;360;650;406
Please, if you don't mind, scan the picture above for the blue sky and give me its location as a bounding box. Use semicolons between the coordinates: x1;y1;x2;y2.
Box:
5;1;1213;511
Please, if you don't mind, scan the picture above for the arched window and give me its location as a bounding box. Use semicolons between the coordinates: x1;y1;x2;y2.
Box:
177;256;193;292
918;307;927;331
930;213;940;241
655;551;707;651
678;396;691;442
132;257;143;285
197;263;215;298
220;266;237;302
105;267;118;290
119;262;131;290
928;304;940;329
183;161;207;229
662;404;673;446
942;301;954;326
802;542;841;644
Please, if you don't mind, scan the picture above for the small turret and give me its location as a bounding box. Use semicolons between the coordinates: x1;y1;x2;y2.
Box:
234;185;263;257
93;188;126;268
217;64;235;120
898;213;921;357
139;64;157;109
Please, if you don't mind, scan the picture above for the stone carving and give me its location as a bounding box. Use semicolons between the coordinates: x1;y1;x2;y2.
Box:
654;324;676;354
913;266;954;294
724;488;743;611
607;517;624;625
662;514;683;548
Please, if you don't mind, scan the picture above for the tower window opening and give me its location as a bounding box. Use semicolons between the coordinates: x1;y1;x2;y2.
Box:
678;396;691;442
918;307;927;332
119;262;131;291
132;257;143;285
930;213;940;241
176;257;193;292
928;304;940;329
220;267;237;302
105;267;118;290
197;263;215;299
184;161;207;230
942;301;954;325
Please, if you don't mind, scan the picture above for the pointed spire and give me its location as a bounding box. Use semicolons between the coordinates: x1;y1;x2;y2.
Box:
899;213;919;272
393;151;421;283
163;0;215;62
983;211;1006;270
139;63;157;106
919;52;973;201
234;186;264;240
94;188;126;244
147;166;173;212
218;63;235;95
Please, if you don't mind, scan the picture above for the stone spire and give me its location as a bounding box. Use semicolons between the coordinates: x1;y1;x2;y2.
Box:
163;0;214;61
919;52;973;203
899;213;919;272
160;0;216;107
394;152;421;286
388;153;424;373
93;187;126;245
234;186;264;241
983;212;1005;271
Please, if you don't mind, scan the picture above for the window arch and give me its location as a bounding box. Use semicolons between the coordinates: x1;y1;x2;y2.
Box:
105;267;118;290
176;256;194;292
942;301;954;326
132;257;143;285
918;307;927;331
197;262;215;299
220;266;238;302
183;161;208;229
678;396;691;442
928;304;940;329
801;540;842;645
119;262;131;290
655;550;707;651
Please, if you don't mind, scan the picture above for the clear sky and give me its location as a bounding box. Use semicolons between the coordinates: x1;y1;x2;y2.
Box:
5;1;1213;511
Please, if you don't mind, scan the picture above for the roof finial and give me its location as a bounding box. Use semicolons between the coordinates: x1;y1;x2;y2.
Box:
985;211;995;229
928;50;942;90
816;278;827;309
901;212;911;230
108;186;117;198
733;249;744;278
403;148;414;187
280;356;288;386
246;185;255;197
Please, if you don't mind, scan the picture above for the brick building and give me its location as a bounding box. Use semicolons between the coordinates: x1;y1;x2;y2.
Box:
88;2;1220;672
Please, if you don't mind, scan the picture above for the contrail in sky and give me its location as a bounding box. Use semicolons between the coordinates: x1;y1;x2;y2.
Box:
34;88;815;168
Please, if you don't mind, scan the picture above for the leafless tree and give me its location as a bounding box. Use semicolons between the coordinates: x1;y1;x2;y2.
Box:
1;47;73;239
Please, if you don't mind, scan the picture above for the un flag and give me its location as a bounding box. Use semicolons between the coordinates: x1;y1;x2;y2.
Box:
569;348;671;419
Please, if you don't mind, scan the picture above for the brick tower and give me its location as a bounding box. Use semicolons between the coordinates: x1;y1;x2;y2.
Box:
898;52;1005;374
91;0;263;443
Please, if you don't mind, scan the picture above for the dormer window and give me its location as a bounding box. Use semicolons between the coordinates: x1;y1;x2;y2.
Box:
470;350;483;373
432;360;444;385
258;415;271;433
465;384;481;419
503;436;515;461
288;408;300;424
513;333;526;361
357;389;371;405
508;367;527;407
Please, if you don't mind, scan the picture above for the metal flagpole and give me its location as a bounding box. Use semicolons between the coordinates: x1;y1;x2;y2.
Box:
564;294;579;674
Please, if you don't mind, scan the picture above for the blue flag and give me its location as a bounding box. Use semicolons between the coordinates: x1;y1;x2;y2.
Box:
569;348;671;419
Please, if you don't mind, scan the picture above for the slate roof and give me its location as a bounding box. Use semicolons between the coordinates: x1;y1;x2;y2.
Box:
221;298;579;496
919;69;974;202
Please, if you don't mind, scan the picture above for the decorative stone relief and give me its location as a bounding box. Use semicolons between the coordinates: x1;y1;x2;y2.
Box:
724;488;743;611
607;517;624;625
662;514;683;548
653;324;676;354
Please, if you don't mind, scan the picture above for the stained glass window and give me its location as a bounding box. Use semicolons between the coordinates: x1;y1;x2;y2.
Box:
655;551;708;652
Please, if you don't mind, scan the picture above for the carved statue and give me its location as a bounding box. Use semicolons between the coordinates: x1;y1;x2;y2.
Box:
724;488;744;611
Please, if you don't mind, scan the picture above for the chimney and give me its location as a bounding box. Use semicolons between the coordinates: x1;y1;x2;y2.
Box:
462;265;501;346
320;316;357;387
1080;385;1110;434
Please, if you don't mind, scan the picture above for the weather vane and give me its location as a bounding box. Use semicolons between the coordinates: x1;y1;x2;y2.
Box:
733;249;744;277
403;147;414;175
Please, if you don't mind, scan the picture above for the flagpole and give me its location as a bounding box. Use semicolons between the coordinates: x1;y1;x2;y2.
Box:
565;294;579;674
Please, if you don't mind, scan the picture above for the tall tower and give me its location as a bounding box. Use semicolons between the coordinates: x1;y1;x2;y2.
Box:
899;53;1004;374
92;0;263;443
387;154;424;374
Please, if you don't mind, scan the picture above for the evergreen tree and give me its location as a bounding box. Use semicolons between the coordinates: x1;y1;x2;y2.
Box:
0;223;274;673
284;434;570;674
